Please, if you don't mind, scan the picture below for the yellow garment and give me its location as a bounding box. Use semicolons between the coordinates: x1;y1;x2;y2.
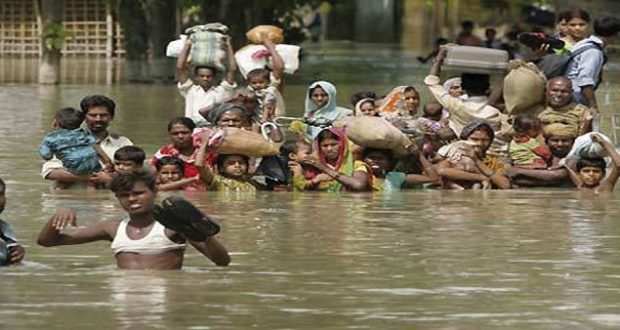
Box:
209;175;256;192
538;103;592;135
292;174;309;191
315;160;369;191
542;123;578;138
483;155;507;175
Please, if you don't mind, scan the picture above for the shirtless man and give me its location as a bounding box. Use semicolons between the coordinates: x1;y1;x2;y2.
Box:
37;169;230;270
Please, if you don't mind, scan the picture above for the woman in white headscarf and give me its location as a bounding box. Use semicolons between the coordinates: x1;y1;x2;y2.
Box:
304;81;352;138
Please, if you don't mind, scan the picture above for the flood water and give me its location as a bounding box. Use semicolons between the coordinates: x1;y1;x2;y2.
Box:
3;43;620;329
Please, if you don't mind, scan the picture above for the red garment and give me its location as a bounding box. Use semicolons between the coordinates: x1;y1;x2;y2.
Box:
151;144;215;191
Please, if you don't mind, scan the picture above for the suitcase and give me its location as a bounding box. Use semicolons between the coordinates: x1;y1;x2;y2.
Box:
444;45;509;73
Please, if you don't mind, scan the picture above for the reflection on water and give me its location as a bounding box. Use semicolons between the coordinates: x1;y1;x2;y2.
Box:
107;272;168;329
2;51;620;328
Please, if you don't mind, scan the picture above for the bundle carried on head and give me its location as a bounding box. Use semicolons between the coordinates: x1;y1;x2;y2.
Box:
207;128;280;158
187;23;229;71
503;59;547;115
235;25;300;78
246;25;284;44
340;116;413;155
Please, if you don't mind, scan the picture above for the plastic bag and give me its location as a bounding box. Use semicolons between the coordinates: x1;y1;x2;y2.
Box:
234;44;301;78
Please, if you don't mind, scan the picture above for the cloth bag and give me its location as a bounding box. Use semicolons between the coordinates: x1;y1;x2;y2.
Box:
208;128;280;158
246;25;284;44
186;23;229;71
503;60;547;115
565;132;613;159
343;117;412;155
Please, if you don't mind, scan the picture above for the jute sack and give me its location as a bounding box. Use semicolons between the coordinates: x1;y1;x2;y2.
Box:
503;60;547;115
343;117;412;155
208;128;280;158
246;25;284;44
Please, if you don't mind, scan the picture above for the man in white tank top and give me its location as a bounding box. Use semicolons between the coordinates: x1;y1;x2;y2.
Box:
37;169;230;270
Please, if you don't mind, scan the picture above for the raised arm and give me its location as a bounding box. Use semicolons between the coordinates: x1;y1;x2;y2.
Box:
429;45;447;77
176;39;191;84
263;37;284;81
594;133;620;191
194;136;215;186
563;162;583;188
37;207;115;247
224;36;237;85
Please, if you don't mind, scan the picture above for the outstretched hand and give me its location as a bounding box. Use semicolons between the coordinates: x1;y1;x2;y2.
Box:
49;207;77;231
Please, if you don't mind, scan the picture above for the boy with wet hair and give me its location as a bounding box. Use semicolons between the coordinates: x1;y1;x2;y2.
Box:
39;107;105;176
90;145;146;188
113;146;145;173
0;178;26;266
564;133;620;193
37;169;230;270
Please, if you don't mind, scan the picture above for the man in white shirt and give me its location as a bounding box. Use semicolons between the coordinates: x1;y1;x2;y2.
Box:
424;46;510;157
42;95;133;189
176;36;237;127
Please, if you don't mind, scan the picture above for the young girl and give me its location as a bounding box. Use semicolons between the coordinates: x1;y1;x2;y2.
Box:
354;98;379;117
509;115;552;169
155;156;200;191
195;136;262;192
151;117;206;191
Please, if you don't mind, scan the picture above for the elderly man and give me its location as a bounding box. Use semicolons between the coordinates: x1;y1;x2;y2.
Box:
508;123;578;187
538;77;593;136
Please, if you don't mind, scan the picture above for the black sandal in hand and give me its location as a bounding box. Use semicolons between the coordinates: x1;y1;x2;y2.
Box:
153;197;220;241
